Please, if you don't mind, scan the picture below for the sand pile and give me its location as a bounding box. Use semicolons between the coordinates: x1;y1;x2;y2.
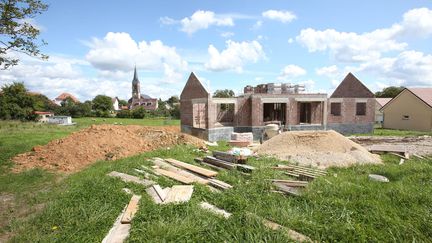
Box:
13;125;205;173
256;130;381;169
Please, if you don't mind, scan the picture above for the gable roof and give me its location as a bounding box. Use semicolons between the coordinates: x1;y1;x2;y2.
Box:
330;73;374;98
55;92;79;103
380;88;432;111
375;98;392;107
180;72;210;100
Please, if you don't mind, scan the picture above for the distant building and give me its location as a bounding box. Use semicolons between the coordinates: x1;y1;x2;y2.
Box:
48;116;73;125
53;92;79;105
112;97;120;111
128;67;158;110
34;111;54;123
381;88;432;131
375;98;391;124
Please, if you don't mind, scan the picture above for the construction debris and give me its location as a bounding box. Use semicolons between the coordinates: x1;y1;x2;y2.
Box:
208;178;233;190
256;130;382;168
152;158;208;184
121;195;142;224
203;156;255;172
107;171;154;187
146;184;194;204
154;168;195;184
272;182;302;197
164;158;218;177
102;206;131;243
199;202;231;219
273;164;326;181
368;174;390;183
269;179;308;187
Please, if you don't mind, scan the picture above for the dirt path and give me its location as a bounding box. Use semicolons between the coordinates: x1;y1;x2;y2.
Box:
350;136;432;156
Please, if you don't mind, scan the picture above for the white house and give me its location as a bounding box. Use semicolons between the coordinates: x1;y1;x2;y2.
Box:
35;111;54;123
112;97;120;111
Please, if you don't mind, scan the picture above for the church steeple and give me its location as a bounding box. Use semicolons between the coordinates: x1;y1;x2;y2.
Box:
132;66;141;99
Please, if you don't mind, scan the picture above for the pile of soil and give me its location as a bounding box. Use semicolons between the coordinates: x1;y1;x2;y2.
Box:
256;130;381;169
13;125;204;173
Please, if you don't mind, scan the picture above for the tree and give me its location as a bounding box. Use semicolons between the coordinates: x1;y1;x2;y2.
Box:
131;106;146;119
0;82;37;120
0;0;49;69
375;86;405;98
167;95;179;106
213;89;235;98
92;95;113;112
118;99;128;106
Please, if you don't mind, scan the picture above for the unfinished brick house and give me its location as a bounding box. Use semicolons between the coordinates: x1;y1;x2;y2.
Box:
180;72;375;141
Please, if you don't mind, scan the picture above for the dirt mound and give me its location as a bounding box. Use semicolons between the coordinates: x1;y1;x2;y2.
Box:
13;125;205;173
256;130;381;169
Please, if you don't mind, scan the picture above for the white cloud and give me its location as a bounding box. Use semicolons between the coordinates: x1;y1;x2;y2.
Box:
252;20;263;30
85;32;187;79
278;64;306;80
316;65;339;77
296;7;432;63
180;10;234;35
159;16;177;25
262;10;296;23
358;50;432;87
221;31;234;38
205;40;265;72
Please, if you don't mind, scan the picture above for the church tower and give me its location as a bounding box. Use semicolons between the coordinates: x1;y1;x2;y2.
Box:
132;66;141;99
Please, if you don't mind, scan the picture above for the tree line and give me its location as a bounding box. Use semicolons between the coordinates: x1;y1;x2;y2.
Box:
0;82;180;121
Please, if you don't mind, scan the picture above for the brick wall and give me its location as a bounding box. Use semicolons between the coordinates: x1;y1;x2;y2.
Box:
311;102;323;124
235;97;252;126
327;98;375;124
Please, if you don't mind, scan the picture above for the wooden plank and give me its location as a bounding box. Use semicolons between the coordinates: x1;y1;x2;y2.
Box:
389;152;408;160
107;171;154;187
102;205;131;243
273;182;302;196
203;156;236;170
284;172;300;178
152;159;209;184
212;151;239;163
270;179;308;187
236;164;255;173
164;158;218;177
208;178;233;190
369;144;406;153
120;195;141;224
261;218;312;242
202;161;226;171
163;185;194;204
199;202;231;218
154;168;195;184
277;164;327;175
146;186;163;204
413;153;426;160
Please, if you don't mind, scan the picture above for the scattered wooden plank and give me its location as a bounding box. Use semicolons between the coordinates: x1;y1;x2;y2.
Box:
413;153;426;160
405;152;410;159
369;145;406;154
208;178;233;190
389;152;408;160
164;158;218;177
120;195;141;224
203;156;237;170
163;185;194;204
273;182;302;196
277;164;327;175
212;151;238;163
199;202;231;218
152;158;209;184
284;172;300;178
154;168;195;184
201;161;226;171
107;171;154;187
261;218;312;242
146;185;168;204
102;205;131;243
298;173;316;181
269;179;308;187
141;165;161;176
236;164;255;173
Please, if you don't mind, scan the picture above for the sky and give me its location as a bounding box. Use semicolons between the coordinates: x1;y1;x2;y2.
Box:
1;0;432;101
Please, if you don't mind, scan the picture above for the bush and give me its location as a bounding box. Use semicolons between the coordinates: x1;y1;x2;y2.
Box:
131;107;146;119
116;110;130;118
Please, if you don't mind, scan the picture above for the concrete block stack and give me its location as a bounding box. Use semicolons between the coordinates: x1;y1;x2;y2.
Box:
229;132;254;147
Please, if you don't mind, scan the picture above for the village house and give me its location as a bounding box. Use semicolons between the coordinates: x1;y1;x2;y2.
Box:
375;98;392;124
112;97;120;111
128;67;158;111
381;88;432;131
53;92;79;105
34;111;54;123
180;72;376;141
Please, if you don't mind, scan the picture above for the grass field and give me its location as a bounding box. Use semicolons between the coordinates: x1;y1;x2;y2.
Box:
1;119;432;242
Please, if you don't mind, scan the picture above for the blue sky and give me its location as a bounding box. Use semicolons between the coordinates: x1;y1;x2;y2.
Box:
1;0;432;101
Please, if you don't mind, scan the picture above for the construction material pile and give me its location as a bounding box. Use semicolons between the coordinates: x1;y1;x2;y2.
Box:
256;130;381;168
13;125;205;173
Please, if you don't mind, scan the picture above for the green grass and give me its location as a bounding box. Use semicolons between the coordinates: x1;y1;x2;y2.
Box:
372;128;432;137
1;120;432;242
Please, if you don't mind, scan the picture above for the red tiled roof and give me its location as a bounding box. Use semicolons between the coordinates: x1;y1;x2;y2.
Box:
375;98;392;107
55;92;79;103
34;111;54;115
409;88;432;107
